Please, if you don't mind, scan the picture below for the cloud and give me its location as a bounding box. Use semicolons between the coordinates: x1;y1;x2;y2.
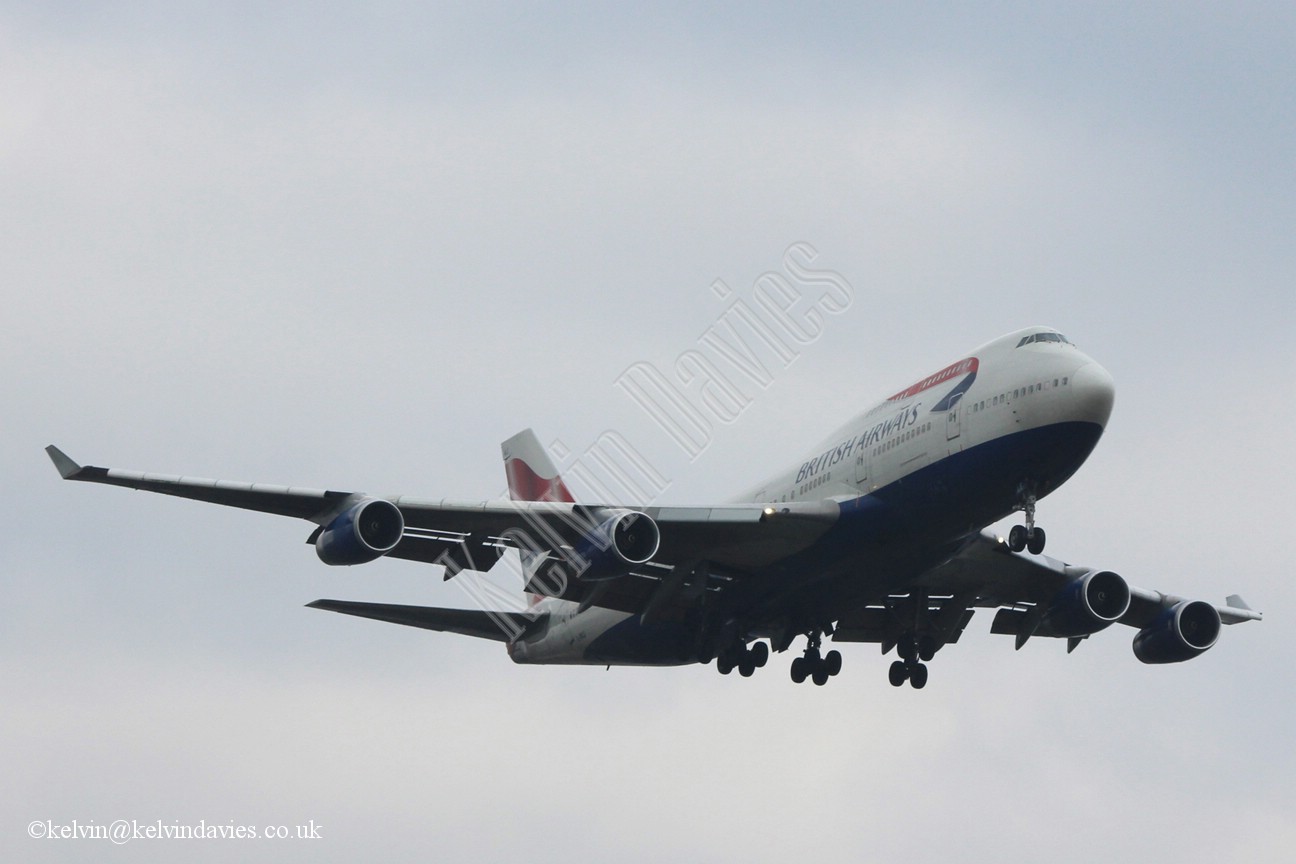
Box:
3;5;1291;863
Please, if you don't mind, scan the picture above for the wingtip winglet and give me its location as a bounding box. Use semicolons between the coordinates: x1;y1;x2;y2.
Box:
1221;594;1263;624
45;445;82;479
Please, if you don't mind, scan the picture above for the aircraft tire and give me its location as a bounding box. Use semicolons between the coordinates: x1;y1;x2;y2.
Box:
824;650;842;676
897;633;916;662
888;660;908;687
790;657;808;684
750;641;769;668
812;666;830;686
918;635;938;662
1027;527;1046;555
909;663;929;689
1009;524;1028;552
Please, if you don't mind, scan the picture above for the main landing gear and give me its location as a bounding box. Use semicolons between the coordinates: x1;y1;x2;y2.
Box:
789;631;842;686
1007;491;1046;555
716;640;769;677
888;632;933;689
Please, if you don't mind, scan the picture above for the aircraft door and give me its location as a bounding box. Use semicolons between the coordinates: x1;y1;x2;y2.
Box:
854;440;870;489
946;393;964;453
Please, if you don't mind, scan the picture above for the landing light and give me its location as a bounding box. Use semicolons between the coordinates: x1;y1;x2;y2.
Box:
763;507;776;516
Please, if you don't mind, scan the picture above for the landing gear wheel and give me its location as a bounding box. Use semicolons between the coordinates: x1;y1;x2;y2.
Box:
739;658;755;677
717;654;735;675
793;630;836;685
1011;490;1046;555
909;663;929;689
897;633;917;662
1009;524;1028;552
918;635;938;663
749;641;769;668
888;660;908;687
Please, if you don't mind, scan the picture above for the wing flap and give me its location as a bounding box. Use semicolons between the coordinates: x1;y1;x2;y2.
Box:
388;497;839;570
833;598;975;646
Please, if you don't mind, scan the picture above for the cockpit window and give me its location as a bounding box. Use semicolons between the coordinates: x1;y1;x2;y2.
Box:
1016;332;1072;348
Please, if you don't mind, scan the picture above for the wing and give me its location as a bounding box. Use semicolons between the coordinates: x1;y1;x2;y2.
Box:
305;599;543;643
46;446;838;615
834;530;1261;657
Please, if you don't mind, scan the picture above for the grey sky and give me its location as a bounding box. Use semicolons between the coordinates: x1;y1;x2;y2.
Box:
4;3;1293;862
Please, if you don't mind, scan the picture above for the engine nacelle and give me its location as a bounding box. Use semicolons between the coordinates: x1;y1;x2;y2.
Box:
315;498;405;566
1133;600;1221;664
571;510;660;581
1039;569;1131;638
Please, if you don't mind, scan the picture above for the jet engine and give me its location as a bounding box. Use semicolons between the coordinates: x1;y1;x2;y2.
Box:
315;498;405;565
1133;600;1221;664
571;510;660;581
1038;569;1131;637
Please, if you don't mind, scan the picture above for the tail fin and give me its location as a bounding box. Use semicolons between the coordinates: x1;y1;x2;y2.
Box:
501;429;574;608
501;429;576;503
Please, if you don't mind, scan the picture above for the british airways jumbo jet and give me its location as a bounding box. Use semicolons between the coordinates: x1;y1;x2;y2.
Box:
46;327;1259;689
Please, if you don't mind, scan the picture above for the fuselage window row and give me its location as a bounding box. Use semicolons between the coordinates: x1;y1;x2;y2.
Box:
970;377;1070;415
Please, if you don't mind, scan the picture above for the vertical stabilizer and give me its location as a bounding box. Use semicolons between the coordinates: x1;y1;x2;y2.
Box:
501;429;575;608
501;429;576;503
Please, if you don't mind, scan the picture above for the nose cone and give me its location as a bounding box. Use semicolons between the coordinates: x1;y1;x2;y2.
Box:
1071;361;1115;428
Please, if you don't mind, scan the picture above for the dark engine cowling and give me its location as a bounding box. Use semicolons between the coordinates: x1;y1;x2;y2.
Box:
571;510;660;581
315;499;405;566
1133;600;1221;664
1038;569;1131;638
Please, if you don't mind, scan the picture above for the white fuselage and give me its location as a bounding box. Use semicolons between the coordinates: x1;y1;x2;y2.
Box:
740;328;1114;504
509;327;1116;665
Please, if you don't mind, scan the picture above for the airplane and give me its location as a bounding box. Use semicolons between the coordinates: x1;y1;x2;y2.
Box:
46;326;1260;689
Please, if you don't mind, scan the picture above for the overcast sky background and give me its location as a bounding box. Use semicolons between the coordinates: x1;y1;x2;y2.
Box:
4;3;1293;862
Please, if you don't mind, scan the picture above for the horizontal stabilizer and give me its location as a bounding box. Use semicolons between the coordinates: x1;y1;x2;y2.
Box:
306;599;543;643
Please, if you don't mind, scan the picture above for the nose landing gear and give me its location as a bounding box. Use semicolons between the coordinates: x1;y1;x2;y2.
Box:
1008;490;1047;555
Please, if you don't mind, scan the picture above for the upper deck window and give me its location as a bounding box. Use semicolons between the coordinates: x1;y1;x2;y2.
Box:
1016;332;1072;348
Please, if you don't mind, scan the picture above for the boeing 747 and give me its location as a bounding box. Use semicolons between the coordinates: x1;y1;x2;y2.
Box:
46;327;1260;688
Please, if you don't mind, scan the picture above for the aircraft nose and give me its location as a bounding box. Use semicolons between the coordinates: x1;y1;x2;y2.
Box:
1071;361;1115;427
